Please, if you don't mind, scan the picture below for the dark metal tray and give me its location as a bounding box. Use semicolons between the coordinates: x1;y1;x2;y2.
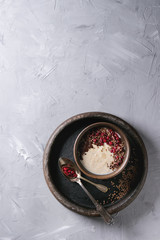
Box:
43;112;148;216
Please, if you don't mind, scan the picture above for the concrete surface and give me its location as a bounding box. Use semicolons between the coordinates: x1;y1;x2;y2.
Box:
0;0;160;239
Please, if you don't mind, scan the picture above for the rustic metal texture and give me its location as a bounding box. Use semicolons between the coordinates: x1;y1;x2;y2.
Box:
43;112;148;216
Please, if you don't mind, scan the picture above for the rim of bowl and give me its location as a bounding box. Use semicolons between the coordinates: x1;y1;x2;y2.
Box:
73;122;130;180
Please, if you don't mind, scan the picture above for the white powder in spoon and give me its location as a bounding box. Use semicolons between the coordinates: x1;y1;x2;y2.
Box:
81;143;114;175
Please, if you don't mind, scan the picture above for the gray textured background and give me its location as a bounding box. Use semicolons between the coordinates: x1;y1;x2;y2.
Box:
0;0;160;239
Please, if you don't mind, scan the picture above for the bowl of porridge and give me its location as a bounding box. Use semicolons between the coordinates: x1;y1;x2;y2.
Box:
74;122;130;179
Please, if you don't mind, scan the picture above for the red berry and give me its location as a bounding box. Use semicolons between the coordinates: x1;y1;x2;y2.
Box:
62;167;68;171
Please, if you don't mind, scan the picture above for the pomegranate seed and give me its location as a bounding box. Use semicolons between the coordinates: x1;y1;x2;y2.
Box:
62;167;68;171
109;141;113;145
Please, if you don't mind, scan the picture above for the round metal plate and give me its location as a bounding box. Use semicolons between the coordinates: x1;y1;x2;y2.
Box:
43;112;148;216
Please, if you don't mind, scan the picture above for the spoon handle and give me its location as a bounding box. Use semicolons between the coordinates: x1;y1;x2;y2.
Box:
80;176;108;193
77;179;114;224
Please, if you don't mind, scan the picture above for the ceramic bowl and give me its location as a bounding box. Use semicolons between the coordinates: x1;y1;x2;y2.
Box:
74;122;130;180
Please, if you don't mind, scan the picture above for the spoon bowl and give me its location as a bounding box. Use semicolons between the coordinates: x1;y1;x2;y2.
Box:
58;157;80;182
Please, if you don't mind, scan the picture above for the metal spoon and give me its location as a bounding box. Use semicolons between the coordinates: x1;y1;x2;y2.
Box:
59;157;108;192
59;157;113;224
